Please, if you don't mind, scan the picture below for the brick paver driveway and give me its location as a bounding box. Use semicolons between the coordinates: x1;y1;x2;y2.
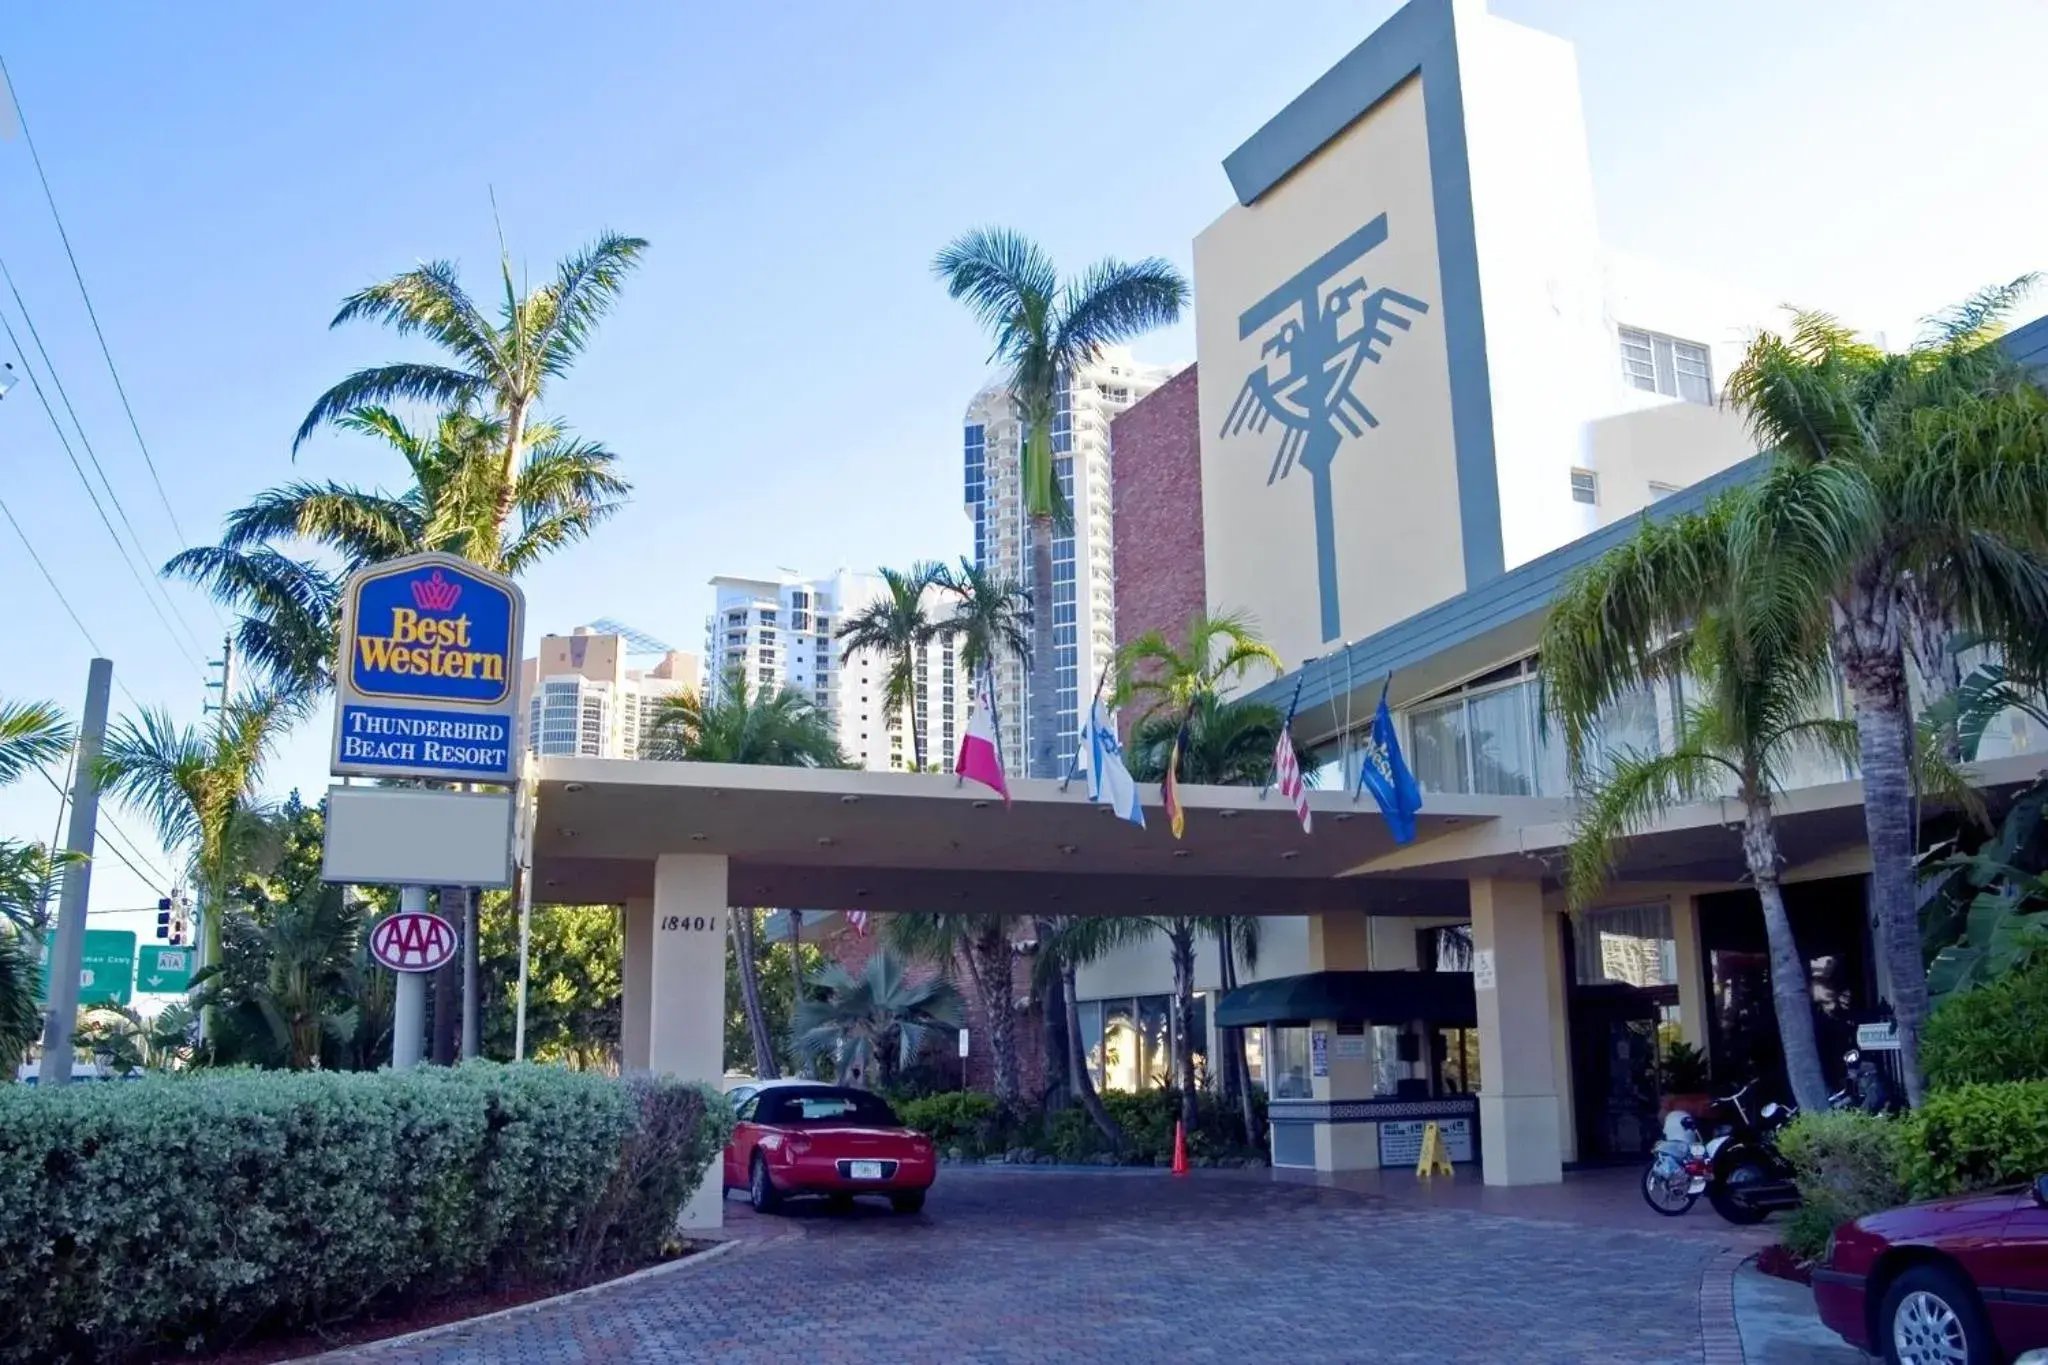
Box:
376;1171;1722;1364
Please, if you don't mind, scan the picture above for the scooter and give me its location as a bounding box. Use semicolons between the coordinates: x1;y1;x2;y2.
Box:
1641;1110;1712;1216
1703;1080;1802;1225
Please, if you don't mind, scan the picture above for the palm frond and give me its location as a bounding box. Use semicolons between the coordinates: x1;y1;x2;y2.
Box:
1566;744;1737;907
932;228;1059;346
532;232;650;376
327;260;502;377
0;699;72;785
1918;274;2040;352
294;363;481;453
1054;257;1189;364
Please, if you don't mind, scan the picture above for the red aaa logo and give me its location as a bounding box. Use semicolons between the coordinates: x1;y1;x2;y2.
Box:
370;912;458;973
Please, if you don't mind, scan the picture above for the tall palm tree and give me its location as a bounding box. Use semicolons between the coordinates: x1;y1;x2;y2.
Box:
932;557;1033;688
1708;285;2048;1103
97;693;296;1048
1209;914;1262;1146
836;564;944;771
1545;492;1871;1113
645;665;845;1078
792;950;966;1087
170;406;628;697
295;229;647;534
934;229;1187;778
1036;914;1150;1148
1117;609;1283;721
886;911;1025;1111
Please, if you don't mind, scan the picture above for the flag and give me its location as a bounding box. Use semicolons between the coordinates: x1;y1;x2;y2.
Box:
1163;716;1191;839
955;670;1010;806
846;909;869;937
1083;699;1146;828
1357;683;1423;843
1274;717;1311;835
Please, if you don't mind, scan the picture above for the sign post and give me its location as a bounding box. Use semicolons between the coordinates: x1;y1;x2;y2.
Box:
322;552;524;1071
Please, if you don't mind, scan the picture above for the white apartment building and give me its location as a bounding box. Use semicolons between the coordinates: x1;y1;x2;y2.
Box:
962;347;1181;777
705;570;961;773
520;627;702;760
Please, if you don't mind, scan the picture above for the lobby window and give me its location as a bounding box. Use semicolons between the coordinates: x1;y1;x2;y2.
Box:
1619;326;1713;405
1575;904;1678;990
1081;995;1197;1094
1405;659;1562;798
1570;468;1599;506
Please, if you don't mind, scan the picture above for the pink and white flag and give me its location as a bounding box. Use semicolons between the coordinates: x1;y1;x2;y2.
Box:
846;909;870;937
956;670;1011;806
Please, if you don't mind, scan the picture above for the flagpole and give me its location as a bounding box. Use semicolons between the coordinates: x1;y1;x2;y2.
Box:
1059;658;1115;793
1260;673;1308;800
1353;672;1393;805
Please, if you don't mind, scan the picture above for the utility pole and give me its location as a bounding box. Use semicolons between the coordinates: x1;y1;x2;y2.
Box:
203;634;234;714
195;634;233;1049
39;658;113;1086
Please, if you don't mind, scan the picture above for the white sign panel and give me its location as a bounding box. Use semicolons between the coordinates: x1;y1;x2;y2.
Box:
1855;1021;1900;1052
1378;1118;1475;1168
1333;1034;1370;1061
957;1029;970;1059
1311;1030;1329;1078
323;786;515;888
1472;948;1496;990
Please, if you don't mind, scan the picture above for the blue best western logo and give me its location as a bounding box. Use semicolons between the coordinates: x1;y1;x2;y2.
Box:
331;553;525;782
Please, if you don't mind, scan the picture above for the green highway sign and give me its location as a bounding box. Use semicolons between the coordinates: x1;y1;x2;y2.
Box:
38;930;137;1008
137;945;195;994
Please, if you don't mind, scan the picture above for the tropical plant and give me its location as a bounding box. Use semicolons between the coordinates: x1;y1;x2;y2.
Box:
295;229;647;534
1919;777;2048;1003
73;1003;193;1075
836;563;944;771
792;950;966;1087
0;699;70;785
934;228;1187;778
479;899;623;1069
1922;956;2048;1088
1544;493;1860;1112
1116;609;1282;720
722;934;825;1077
1722;283;2048;1103
645;665;844;1078
1209;914;1263;1146
1035;915;1153;1148
170;406;628;697
190;880;363;1070
932;557;1033;687
886;912;1025;1110
0;698;71;1074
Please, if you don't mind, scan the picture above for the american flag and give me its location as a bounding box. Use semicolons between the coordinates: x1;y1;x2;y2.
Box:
1273;721;1312;835
846;908;870;937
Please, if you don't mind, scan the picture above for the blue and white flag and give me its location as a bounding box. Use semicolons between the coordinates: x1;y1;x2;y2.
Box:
1083;700;1146;828
1357;683;1423;843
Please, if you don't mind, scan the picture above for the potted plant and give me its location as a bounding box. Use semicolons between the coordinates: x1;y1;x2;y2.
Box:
1658;1040;1713;1121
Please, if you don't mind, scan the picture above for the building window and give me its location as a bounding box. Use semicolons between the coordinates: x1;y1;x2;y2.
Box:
1267;1026;1313;1100
1648;480;1682;501
1618;326;1713;404
1570;468;1599;506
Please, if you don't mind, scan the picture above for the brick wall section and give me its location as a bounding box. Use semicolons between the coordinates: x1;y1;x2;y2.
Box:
1110;364;1205;707
814;917;1045;1096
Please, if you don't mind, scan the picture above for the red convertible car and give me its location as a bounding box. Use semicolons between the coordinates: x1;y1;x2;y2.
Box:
723;1084;936;1215
1813;1174;2048;1364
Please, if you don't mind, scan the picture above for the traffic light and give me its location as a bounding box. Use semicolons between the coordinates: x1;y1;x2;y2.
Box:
156;897;172;940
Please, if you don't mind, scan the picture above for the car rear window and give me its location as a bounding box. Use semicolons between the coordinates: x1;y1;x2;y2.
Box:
759;1090;900;1126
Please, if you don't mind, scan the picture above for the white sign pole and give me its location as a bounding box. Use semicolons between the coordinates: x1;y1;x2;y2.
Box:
391;885;430;1070
513;772;537;1063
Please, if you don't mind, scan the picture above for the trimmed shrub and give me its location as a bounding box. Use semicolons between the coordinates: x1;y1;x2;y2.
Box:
895;1090;1001;1148
0;1062;729;1363
1923;960;2048;1089
1778;1109;1908;1261
1902;1080;2048;1200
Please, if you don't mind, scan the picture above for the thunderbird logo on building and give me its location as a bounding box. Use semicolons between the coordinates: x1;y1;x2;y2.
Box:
331;552;525;783
1221;212;1430;643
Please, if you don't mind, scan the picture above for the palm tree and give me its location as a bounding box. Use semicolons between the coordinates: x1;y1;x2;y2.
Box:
835;563;945;771
0;700;71;784
1544;493;1865;1113
934;229;1187;778
886;912;1025;1111
646;665;845;1078
190;881;364;1070
295;229;647;535
97;693;296;1049
932;557;1033;687
1709;285;2048;1103
0;698;69;1077
1209;915;1263;1147
73;1003;193;1074
170;406;627;697
1036;914;1150;1148
792;950;966;1087
1117;609;1282;721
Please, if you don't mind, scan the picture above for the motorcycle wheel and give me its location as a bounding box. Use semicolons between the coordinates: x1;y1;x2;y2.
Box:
1708;1161;1773;1225
1641;1159;1698;1216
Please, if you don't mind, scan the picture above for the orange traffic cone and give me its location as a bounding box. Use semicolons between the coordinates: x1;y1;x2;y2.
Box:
1171;1120;1190;1177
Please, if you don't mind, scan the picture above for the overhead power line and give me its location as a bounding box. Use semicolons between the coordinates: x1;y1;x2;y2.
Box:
0;490;146;710
0;53;204;564
0;297;206;673
30;762;173;895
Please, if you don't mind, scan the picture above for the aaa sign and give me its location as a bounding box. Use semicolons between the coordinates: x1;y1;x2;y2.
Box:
370;912;458;973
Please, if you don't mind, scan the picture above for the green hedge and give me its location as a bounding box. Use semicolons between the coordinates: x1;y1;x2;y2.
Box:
0;1063;731;1363
1904;1081;2048;1200
1779;1109;1910;1260
1923;960;2048;1089
894;1091;1001;1147
898;1087;1267;1164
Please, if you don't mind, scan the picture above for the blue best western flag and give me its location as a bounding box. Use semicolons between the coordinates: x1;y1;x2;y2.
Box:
1357;683;1422;843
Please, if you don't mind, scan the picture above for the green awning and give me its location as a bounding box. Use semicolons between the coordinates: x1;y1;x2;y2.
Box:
1215;970;1477;1028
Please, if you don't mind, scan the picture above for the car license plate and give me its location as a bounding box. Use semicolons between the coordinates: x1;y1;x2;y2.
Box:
1687;1177;1707;1194
849;1160;884;1180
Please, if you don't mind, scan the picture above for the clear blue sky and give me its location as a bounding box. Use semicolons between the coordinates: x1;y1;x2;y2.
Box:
2;0;2045;932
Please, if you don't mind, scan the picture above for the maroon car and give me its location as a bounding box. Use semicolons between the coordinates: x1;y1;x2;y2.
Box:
722;1084;936;1214
1813;1174;2048;1363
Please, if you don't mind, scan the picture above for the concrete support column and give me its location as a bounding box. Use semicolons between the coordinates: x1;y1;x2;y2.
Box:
650;855;729;1230
1304;911;1377;1172
1307;910;1370;971
1471;877;1564;1186
1543;896;1577;1166
620;897;653;1073
1671;895;1709;1055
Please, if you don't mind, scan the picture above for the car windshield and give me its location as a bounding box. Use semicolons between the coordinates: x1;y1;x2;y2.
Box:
758;1089;900;1126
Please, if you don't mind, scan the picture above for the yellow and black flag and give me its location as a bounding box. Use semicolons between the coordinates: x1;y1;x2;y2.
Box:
1163;714;1191;840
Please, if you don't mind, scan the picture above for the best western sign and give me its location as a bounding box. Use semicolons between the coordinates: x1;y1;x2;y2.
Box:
330;553;525;782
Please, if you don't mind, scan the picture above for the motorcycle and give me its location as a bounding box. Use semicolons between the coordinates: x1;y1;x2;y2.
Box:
1641;1110;1712;1216
1704;1080;1803;1225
